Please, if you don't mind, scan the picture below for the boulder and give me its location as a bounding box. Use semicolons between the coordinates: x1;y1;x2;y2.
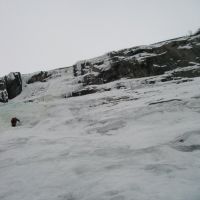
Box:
4;72;22;99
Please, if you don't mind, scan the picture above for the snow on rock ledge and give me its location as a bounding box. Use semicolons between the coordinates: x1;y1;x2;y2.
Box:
0;89;8;103
0;79;8;102
72;33;200;87
27;71;51;84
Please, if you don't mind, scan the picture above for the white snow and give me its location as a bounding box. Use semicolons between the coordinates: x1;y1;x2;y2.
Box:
178;44;193;49
1;67;200;200
6;73;16;81
128;52;157;61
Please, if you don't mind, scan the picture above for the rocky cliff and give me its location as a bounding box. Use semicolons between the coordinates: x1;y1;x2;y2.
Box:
1;31;200;102
70;32;200;96
73;33;200;86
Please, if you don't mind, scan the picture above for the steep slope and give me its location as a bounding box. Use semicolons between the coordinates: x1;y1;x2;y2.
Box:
1;74;200;200
0;32;200;200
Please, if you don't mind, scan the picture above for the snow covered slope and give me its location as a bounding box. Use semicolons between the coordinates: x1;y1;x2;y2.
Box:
1;33;200;200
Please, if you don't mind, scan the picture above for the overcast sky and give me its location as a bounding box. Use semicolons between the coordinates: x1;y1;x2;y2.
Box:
0;0;200;76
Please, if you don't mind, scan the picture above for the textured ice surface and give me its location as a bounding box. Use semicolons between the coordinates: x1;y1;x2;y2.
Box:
1;72;200;200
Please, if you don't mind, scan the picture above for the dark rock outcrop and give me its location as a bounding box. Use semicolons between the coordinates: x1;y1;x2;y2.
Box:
73;33;200;87
71;88;98;97
0;72;22;102
4;72;22;99
68;87;111;97
27;71;50;84
0;79;6;91
172;67;200;78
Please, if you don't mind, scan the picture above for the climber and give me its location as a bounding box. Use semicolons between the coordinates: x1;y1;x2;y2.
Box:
11;117;20;127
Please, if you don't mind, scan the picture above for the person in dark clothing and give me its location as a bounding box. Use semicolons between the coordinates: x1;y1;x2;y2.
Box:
11;117;20;127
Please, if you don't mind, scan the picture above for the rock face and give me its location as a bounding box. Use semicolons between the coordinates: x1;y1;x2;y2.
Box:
0;90;8;103
0;79;6;91
0;72;22;102
5;72;22;99
69;87;111;97
0;79;8;103
73;33;200;86
1;32;200;102
27;71;50;84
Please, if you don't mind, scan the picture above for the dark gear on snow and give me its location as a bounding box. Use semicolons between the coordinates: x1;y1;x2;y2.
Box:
11;117;20;127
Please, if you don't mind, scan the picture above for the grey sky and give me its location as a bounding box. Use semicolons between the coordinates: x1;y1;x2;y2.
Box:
0;0;200;77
